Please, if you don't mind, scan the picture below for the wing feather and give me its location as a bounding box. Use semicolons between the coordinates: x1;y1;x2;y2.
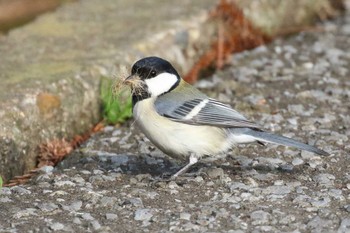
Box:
154;80;261;129
156;97;261;129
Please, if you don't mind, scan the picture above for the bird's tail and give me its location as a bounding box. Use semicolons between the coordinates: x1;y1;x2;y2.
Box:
244;130;329;156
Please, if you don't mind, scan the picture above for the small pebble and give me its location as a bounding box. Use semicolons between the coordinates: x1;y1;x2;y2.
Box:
206;168;224;179
106;213;118;220
63;201;83;211
73;217;82;225
179;212;191;221
81;213;94;221
39;166;54;174
250;210;271;225
49;222;64;231
90;220;101;230
134;209;153;221
0;197;12;203
37;203;59;212
194;176;204;183
54;181;76;187
11;186;31;195
344;205;350;213
338;218;350;233
274;180;284;186
292;158;304;166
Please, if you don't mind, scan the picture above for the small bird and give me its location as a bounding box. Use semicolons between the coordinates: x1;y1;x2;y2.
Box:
124;56;329;178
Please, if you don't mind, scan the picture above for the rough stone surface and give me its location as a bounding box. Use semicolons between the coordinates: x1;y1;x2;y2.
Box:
1;4;349;233
238;0;345;35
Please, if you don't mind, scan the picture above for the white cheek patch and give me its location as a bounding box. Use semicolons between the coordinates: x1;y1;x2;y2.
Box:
145;73;178;97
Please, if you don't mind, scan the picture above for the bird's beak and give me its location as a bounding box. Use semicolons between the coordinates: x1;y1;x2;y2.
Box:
123;74;141;86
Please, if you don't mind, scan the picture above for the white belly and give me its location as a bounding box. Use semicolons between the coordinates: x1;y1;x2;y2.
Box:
133;98;232;161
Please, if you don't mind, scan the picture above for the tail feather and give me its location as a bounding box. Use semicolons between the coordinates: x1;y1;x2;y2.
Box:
245;130;329;156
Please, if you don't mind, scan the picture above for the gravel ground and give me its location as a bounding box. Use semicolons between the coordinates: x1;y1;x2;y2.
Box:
1;13;350;233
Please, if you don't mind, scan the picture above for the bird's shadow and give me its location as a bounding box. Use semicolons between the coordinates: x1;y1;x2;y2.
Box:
57;150;298;179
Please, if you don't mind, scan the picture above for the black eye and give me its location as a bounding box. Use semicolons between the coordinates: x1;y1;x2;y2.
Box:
150;70;157;77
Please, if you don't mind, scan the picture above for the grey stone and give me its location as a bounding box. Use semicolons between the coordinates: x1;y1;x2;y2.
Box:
10;186;31;195
273;180;284;186
307;216;333;231
328;189;344;200
80;170;91;175
250;210;271;225
313;173;335;187
0;187;11;195
344;205;350;213
195;79;219;89
93;169;104;175
144;156;159;165
90;220;101;230
338;218;350;233
71;175;86;184
134;208;153;221
235;155;253;168
37;203;59;212
168;181;179;189
81;213;95;221
263;185;292;196
110;155;130;166
179;212;191;221
54;180;76;188
194;176;204;183
206;168;224;179
279;215;296;225
311;197;331;208
89;175;105;183
256;157;285;168
227;230;245;233
308;159;323;169
73;217;82;225
100;197;118;208
292;158;304;166
0;197;12;203
49;222;64;231
106;213;118;220
67;201;83;211
301;150;318;160
103;126;115;132
229;182;251;192
39;165;54;174
13;208;37;219
278;163;294;172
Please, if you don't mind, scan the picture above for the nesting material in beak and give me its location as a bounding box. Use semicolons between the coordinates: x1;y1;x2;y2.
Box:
123;75;140;86
122;74;145;97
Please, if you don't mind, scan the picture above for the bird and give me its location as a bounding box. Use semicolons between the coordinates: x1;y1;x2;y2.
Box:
123;56;329;178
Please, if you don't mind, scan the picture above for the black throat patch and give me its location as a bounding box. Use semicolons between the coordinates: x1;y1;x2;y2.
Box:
132;89;151;107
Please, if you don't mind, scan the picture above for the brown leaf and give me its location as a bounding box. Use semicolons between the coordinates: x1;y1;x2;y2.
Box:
184;0;270;83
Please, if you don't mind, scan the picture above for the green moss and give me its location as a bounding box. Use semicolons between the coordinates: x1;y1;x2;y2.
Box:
100;77;132;124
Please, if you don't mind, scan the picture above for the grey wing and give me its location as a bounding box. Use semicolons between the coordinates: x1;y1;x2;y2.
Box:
155;97;261;129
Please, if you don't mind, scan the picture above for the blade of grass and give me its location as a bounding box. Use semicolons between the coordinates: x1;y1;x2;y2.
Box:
100;76;132;124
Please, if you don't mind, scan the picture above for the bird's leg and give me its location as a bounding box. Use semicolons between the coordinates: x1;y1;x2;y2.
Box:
171;153;198;179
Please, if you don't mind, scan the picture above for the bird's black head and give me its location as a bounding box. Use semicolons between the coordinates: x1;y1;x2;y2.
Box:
125;57;181;104
130;56;180;80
